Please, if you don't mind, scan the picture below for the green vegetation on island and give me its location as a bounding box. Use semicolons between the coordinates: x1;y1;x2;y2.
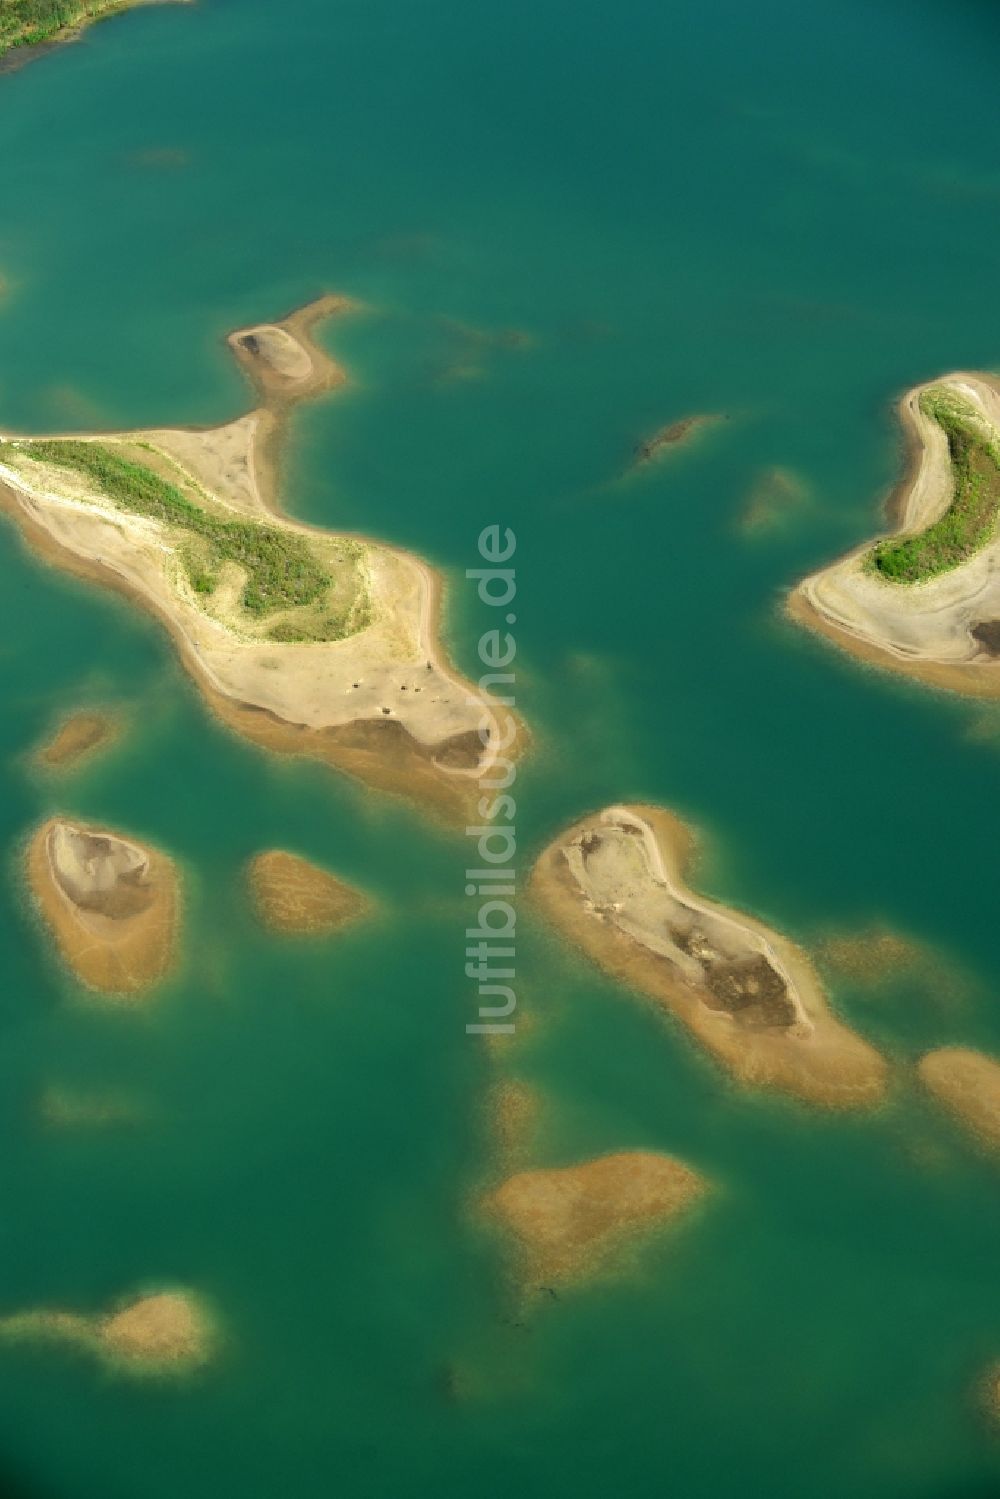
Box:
867;390;1000;584
0;1;141;58
0;438;371;642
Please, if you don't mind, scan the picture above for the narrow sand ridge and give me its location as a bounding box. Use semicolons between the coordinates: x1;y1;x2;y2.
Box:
532;805;886;1108
918;1046;1000;1152
247;849;370;935
0;1291;211;1374
628;412;722;473
0;298;518;821
26;817;178;996
32;709;118;770
486;1150;706;1287
790;373;1000;696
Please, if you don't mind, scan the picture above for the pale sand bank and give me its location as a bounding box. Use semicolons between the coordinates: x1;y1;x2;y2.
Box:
0;298;521;821
32;708;119;770
532;805;886;1108
789;373;1000;696
918;1046;1000;1152
247;849;370;935
486;1150;706;1287
0;1291;211;1374
26;817;178;996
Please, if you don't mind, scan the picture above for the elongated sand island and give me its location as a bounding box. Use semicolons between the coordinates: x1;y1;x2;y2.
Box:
0;1290;211;1375
0;299;513;820
918;1046;1000;1153
486;1150;707;1288
790;374;1000;695
532;805;886;1108
32;708;119;770
27;817;178;996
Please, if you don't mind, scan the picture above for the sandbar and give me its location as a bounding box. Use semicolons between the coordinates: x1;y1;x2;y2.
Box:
629;412;723;472
917;1046;1000;1152
0;1290;211;1374
532;805;886;1108
26;816;178;996
247;848;370;935
32;708;119;770
789;373;1000;697
0;298;520;821
485;1149;706;1287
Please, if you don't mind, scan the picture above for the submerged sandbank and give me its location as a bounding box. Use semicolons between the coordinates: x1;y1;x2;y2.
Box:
0;298;521;821
247;849;370;935
0;1290;212;1374
789;373;1000;696
26;816;178;996
918;1046;1000;1152
532;805;886;1109
32;708;119;770
486;1150;706;1288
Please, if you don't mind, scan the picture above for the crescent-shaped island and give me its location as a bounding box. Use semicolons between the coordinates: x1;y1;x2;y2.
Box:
790;373;1000;696
532;805;886;1109
0;298;515;821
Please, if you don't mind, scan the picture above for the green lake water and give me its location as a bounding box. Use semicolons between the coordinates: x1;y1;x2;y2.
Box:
0;0;999;1493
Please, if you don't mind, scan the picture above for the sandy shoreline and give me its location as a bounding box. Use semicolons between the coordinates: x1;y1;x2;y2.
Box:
532;804;886;1109
0;298;522;821
788;372;1000;697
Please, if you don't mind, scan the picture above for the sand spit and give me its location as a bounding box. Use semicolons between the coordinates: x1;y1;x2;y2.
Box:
26;817;178;996
32;709;119;770
486;1150;706;1287
0;298;519;821
532;805;886;1108
789;373;1000;696
247;849;370;935
0;1291;211;1375
918;1047;1000;1152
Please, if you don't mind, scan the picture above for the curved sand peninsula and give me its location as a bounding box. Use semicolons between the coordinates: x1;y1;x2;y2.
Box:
486;1150;706;1287
532;805;886;1108
0;1290;211;1374
790;374;1000;696
0;298;515;820
247;848;370;935
27;816;178;996
32;708;118;770
918;1047;1000;1152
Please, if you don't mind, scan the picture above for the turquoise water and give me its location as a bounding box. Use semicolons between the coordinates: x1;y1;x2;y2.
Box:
0;0;999;1493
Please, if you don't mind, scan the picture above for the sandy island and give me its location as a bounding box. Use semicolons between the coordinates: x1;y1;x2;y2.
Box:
247;848;370;935
26;816;178;996
789;373;1000;696
532;805;886;1109
0;1290;211;1374
628;412;723;474
32;708;119;770
0;297;519;821
485;1150;707;1288
917;1046;1000;1152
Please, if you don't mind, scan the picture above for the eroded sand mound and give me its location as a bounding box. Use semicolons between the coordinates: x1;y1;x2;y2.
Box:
918;1047;1000;1151
27;817;178;995
532;805;886;1108
247;849;369;935
0;1291;211;1374
790;373;1000;696
487;1150;706;1286
33;710;118;770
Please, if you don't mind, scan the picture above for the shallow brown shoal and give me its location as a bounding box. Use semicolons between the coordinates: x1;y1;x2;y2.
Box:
247;849;370;935
0;1290;212;1374
33;710;118;770
486;1150;706;1287
918;1046;1000;1152
26;817;178;996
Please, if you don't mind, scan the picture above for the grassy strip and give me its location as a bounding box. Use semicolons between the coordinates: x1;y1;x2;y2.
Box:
0;438;333;619
867;391;1000;584
0;1;134;56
